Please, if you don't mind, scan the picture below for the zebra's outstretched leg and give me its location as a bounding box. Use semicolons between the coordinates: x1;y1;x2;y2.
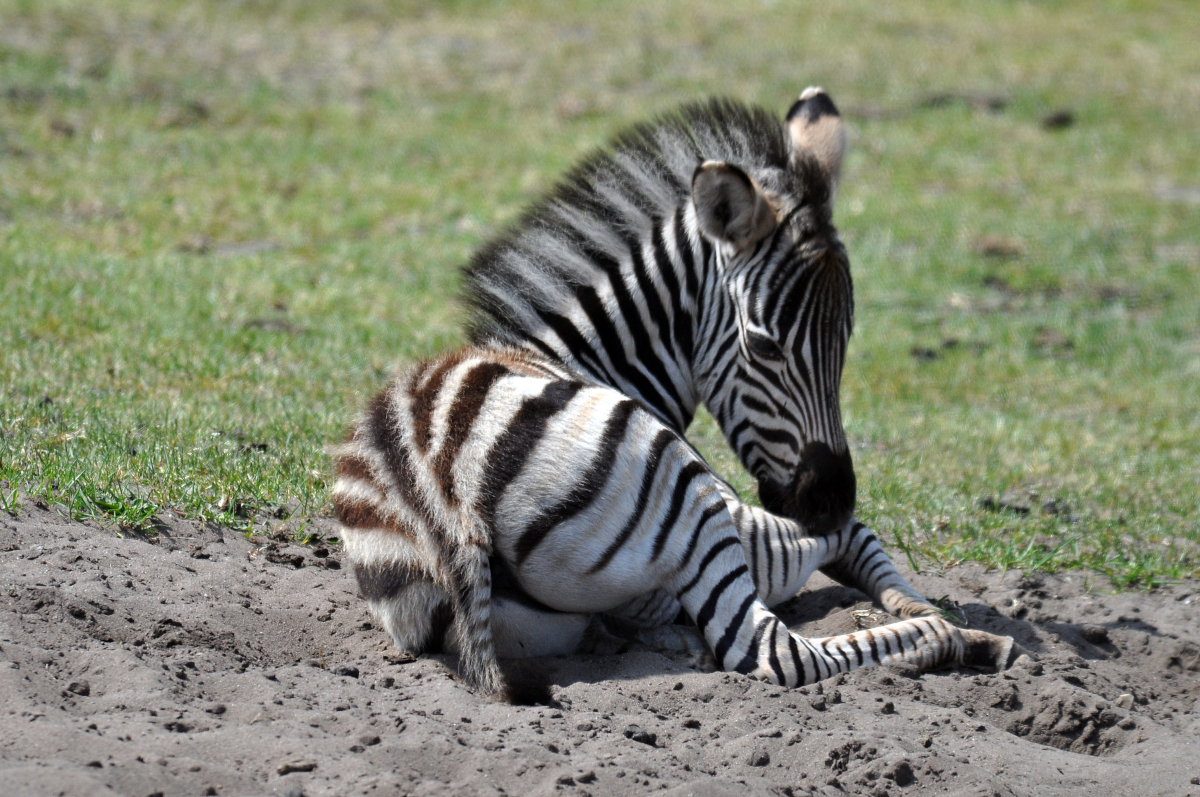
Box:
665;511;1019;685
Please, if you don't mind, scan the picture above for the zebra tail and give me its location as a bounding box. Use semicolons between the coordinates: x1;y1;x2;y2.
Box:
445;543;552;705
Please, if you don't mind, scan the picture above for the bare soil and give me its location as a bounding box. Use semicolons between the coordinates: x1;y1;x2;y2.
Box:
2;504;1199;797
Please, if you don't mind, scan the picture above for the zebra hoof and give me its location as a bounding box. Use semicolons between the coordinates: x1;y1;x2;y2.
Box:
959;629;1024;670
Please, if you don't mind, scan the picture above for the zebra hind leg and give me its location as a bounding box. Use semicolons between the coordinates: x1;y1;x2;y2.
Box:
617;623;718;673
597;590;717;671
354;561;457;654
489;592;594;659
487;555;595;659
490;589;712;667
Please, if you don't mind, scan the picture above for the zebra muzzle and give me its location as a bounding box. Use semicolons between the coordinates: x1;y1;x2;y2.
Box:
758;441;856;534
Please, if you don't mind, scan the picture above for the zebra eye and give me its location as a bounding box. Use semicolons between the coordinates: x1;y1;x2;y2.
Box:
744;330;785;360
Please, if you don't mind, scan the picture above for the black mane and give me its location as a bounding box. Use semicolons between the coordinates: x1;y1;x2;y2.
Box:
462;99;812;346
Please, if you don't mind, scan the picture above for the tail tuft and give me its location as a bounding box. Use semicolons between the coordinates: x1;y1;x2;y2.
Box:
499;660;554;706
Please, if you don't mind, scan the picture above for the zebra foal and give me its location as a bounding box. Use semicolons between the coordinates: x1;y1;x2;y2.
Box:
335;89;1019;700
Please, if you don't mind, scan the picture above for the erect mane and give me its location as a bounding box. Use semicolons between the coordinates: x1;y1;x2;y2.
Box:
462;99;810;347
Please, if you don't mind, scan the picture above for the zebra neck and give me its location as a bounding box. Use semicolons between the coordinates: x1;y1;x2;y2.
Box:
487;203;732;437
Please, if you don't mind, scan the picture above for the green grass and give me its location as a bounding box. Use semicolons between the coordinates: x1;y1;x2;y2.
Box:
1;0;1197;586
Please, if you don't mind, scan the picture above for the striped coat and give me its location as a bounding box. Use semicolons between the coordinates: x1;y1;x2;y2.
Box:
335;346;1017;699
335;90;1019;700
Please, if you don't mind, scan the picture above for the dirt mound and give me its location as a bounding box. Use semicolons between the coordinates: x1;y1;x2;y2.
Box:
1004;680;1133;755
2;504;1199;796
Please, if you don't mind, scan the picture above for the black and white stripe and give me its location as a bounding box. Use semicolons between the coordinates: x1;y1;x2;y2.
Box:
465;93;858;531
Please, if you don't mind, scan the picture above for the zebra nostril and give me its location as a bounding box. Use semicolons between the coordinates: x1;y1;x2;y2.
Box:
786;442;856;534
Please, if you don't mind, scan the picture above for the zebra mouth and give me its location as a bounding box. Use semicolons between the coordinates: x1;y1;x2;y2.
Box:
757;442;856;534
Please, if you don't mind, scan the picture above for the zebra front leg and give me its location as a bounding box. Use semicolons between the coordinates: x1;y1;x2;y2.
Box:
731;498;937;619
668;526;1018;685
818;520;939;620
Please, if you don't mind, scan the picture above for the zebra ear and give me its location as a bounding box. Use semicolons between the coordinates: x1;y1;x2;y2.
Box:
691;161;778;249
786;86;847;198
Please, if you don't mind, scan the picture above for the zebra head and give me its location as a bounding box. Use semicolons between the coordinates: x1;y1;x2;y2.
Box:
692;88;855;534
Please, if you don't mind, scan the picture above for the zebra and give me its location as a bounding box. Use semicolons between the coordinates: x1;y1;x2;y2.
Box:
334;89;1019;700
468;88;977;639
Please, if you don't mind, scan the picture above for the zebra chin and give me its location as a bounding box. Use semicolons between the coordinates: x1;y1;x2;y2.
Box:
757;441;856;535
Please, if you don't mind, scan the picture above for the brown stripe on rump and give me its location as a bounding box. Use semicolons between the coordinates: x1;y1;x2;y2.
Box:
336;453;378;484
349;361;424;446
409;352;466;454
431;361;510;506
368;390;416;497
335;495;413;538
333;452;391;528
367;387;444;538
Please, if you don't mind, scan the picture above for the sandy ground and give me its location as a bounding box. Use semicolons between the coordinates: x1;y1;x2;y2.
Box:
2;503;1199;797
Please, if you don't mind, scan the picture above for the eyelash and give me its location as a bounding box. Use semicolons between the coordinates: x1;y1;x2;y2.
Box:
744;330;785;360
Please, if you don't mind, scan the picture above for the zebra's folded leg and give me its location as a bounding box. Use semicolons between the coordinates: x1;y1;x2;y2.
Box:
488;594;705;664
599;591;715;669
729;498;936;619
818;520;940;620
606;589;683;628
489;593;593;659
624;623;718;673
